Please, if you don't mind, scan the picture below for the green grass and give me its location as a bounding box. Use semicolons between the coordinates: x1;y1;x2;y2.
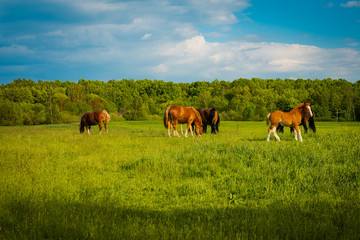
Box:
0;121;359;239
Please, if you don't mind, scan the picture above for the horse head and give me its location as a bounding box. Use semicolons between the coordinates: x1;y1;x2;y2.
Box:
192;107;203;137
303;102;313;118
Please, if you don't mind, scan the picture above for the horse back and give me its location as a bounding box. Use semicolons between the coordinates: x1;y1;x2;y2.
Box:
168;105;186;123
270;110;301;126
81;110;105;126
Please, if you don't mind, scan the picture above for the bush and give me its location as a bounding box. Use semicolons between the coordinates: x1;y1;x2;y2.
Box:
0;99;22;126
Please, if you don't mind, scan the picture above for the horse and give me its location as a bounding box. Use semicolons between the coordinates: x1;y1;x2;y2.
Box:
277;109;316;134
266;103;313;142
164;105;203;137
80;110;111;134
196;108;220;134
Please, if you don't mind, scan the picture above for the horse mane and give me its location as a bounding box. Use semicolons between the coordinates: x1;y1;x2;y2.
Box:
292;102;306;110
192;107;202;125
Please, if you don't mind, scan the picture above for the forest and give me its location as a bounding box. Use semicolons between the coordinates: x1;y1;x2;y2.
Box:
0;77;359;126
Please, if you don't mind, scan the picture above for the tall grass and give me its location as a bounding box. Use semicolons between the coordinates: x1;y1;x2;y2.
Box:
0;121;359;239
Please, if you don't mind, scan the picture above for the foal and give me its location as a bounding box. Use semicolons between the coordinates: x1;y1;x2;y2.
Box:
266;103;313;142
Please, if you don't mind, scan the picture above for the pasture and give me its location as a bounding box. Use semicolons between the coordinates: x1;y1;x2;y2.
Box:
0;121;359;239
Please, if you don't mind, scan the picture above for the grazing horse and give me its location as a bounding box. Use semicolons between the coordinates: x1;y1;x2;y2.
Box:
266;103;313;142
277;111;316;134
196;108;220;134
164;105;203;137
80;110;111;134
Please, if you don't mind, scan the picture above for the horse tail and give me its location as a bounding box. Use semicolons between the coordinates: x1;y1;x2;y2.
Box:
103;110;111;123
266;113;272;126
209;108;219;133
210;108;216;124
79;115;85;133
212;109;220;126
215;111;220;132
164;106;170;128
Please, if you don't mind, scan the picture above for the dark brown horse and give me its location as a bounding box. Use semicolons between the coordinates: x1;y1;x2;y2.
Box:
164;105;203;137
266;103;313;142
196;108;220;134
80;110;111;134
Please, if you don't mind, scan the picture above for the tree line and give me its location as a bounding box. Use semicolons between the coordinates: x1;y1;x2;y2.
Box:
0;77;359;126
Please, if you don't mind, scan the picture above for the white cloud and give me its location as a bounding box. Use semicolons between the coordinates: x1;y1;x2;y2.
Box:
52;0;127;13
186;0;251;24
44;30;65;37
326;2;334;8
141;33;152;40
0;44;34;56
341;1;360;8
1;0;360;83
150;35;360;80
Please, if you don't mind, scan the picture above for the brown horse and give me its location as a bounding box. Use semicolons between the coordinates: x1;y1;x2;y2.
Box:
277;110;316;134
164;105;203;137
266;103;313;142
196;108;220;134
80;110;111;134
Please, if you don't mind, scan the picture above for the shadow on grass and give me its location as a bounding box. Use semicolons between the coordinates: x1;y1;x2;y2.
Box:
1;199;360;239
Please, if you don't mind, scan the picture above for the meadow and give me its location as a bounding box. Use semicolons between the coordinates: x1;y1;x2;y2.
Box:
0;121;359;239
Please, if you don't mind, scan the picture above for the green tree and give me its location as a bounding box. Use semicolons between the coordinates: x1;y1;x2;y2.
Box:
0;99;22;125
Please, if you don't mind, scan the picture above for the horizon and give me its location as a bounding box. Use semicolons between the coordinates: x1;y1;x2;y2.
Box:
4;76;357;85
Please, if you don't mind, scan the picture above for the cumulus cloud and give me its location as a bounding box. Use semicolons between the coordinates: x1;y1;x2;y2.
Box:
341;1;360;8
141;33;152;40
150;35;360;80
1;0;359;82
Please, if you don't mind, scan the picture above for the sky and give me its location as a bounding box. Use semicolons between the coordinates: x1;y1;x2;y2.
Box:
0;0;360;84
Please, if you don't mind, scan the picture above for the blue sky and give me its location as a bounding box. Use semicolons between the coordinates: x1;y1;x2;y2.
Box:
1;0;359;84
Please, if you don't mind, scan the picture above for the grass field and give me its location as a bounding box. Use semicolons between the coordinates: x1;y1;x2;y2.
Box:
0;121;359;239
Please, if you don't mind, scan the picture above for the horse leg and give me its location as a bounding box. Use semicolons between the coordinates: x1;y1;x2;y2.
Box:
98;123;102;134
211;124;215;134
104;122;108;133
174;122;180;137
87;126;90;134
303;123;308;134
180;125;183;135
267;128;271;142
272;127;281;141
294;126;303;142
267;124;280;141
168;122;172;137
188;122;195;137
